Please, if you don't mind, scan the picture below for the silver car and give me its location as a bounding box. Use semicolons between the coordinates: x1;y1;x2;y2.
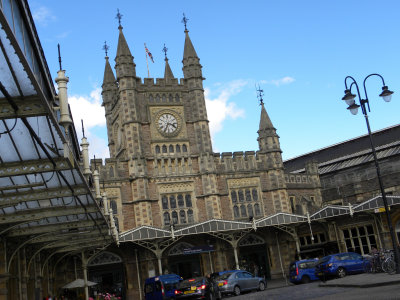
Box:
215;270;266;296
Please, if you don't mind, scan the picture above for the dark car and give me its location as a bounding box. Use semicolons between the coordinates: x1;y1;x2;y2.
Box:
215;270;266;296
315;252;370;279
289;259;319;284
145;274;182;300
174;276;221;300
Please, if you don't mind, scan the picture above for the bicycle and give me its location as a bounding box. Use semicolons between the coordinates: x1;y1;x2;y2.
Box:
381;250;396;274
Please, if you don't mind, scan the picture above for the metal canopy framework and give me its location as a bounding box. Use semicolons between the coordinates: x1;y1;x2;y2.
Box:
0;0;114;270
120;195;400;243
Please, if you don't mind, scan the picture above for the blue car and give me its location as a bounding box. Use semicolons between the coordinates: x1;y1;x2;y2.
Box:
315;252;369;279
289;259;319;284
144;274;182;300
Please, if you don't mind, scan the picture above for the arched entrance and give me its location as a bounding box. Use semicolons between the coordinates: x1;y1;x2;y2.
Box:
88;251;125;299
238;234;271;279
167;242;201;279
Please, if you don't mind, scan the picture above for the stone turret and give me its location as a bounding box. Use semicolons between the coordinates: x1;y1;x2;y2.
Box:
257;103;281;154
115;25;136;79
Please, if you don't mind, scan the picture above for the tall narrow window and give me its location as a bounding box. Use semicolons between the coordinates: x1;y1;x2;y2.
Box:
176;145;181;152
231;191;237;203
170;195;176;209
185;195;192;207
240;205;247;217
182;144;187;152
162;196;168;209
162;145;167;153
177;194;184;208
163;212;170;225
169;145;174;153
238;190;244;202
245;189;252;201
155;145;161;154
187;209;194;223
247;204;253;217
175;94;180;102
172;211;178;224
233;205;239;218
252;189;258;201
169;94;173;102
254;203;261;216
180;210;187;224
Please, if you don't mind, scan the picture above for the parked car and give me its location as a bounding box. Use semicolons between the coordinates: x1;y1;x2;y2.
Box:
289;259;319;284
315;252;370;279
215;270;266;296
145;274;182;300
174;276;221;300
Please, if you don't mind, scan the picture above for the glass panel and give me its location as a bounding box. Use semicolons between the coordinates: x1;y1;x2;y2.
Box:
343;229;350;239
182;144;187;152
169;94;173;102
238;190;244;202
231;191;237;203
351;228;357;237
163;212;170;225
162;145;167;153
3;0;13;31
319;233;326;243
172;211;178;224
179;210;186;224
359;227;366;236
240;205;247;217
162;196;169;209
155;145;160;153
175;94;180;102
245;189;251;201
170;195;176;209
176;145;181;152
185;194;192;207
187;209;194;223
254;203;261;216
156;95;160;102
177;194;184;208
233;205;239;218
366;225;374;235
110;200;117;214
162;95;166;102
252;189;258;201
13;1;24;54
247;204;253;217
169;145;174;153
149;95;153;102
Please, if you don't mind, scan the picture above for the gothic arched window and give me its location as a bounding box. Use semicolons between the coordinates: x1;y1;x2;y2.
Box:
169;145;174;153
162;94;167;102
177;194;184;208
233;205;239;218
149;95;154;102
247;204;253;217
182;144;187;152
156;95;160;102
162;145;167;153
185;195;192;207
179;210;187;224
252;189;258;201
176;145;181;152
245;189;252;201
187;209;194;223
163;212;170;225
231;191;237;203
162;196;168;209
169;94;173;102
238;190;244;202
170;195;176;209
254;203;261;216
172;211;178;224
240;205;247;217
109;166;114;178
175;94;180;102
155;145;160;154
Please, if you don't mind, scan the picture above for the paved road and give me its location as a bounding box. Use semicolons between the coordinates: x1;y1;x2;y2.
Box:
223;281;400;299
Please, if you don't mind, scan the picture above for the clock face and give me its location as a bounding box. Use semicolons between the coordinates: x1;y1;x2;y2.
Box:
158;113;178;135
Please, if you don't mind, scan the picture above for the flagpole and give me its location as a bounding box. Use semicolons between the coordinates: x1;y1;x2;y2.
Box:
144;43;150;78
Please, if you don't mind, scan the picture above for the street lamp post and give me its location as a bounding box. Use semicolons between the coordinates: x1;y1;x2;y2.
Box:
341;73;399;273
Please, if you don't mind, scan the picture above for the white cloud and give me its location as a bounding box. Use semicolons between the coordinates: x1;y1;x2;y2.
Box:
262;76;295;87
205;80;247;138
32;6;56;26
68;87;109;159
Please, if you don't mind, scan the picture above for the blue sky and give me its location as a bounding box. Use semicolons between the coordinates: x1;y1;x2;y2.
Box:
30;0;400;161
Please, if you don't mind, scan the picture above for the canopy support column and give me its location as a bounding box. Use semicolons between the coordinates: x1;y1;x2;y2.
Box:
82;252;89;300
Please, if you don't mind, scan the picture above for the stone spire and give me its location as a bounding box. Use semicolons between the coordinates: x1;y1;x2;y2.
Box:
164;57;175;80
257;102;281;153
103;56;116;88
115;25;136;78
183;29;199;60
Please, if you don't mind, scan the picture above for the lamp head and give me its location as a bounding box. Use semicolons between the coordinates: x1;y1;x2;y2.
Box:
379;86;394;102
342;89;357;106
347;103;360;115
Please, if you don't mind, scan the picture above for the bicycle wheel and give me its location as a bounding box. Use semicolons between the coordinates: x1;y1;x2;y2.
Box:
384;259;396;274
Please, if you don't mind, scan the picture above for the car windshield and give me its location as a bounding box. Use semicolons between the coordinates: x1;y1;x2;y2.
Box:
178;277;204;288
216;272;234;280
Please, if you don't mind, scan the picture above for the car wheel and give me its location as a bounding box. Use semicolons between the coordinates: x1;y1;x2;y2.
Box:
258;281;266;291
301;275;310;284
337;267;346;278
233;285;241;296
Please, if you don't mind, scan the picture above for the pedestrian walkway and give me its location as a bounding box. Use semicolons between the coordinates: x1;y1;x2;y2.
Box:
319;273;400;288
